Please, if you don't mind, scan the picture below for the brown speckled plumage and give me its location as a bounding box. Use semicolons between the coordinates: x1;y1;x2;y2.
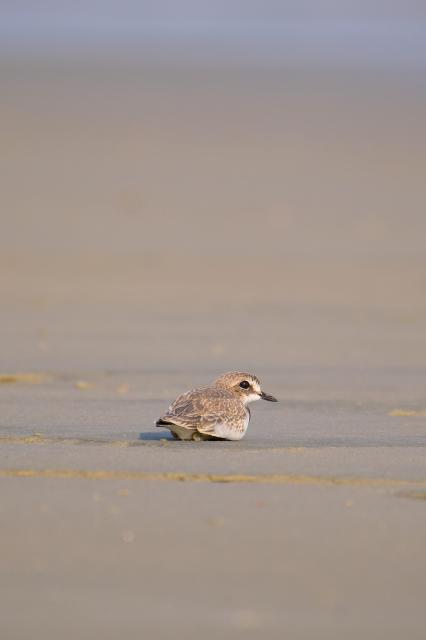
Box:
155;371;277;441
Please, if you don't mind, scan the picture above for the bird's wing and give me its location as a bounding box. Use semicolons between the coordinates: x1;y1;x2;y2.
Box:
197;398;249;440
161;388;247;436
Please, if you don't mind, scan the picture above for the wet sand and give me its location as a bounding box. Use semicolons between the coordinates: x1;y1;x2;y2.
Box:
1;57;426;638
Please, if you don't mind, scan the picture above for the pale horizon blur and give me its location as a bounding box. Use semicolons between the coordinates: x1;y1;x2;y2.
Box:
1;1;425;371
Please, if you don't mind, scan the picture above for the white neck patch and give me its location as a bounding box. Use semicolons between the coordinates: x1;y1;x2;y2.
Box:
243;392;261;405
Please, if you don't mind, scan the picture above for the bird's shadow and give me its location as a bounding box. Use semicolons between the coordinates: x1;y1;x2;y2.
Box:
138;431;173;441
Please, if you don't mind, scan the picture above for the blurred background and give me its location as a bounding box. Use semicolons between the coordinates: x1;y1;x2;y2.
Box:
1;0;426;375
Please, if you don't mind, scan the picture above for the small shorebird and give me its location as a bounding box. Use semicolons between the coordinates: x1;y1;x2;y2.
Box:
156;371;277;441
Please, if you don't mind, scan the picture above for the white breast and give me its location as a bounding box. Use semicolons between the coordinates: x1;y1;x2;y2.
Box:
207;410;250;441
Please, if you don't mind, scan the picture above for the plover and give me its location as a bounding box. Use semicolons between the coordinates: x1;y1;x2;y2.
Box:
156;371;277;441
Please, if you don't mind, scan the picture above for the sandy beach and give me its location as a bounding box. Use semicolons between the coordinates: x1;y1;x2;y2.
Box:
1;54;426;638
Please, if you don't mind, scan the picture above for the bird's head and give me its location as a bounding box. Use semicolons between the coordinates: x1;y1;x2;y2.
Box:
213;371;278;405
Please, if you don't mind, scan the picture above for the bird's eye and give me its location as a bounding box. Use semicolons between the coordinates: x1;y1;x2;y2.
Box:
239;380;250;389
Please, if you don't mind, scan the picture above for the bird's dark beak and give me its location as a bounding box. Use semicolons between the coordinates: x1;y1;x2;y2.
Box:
260;391;278;402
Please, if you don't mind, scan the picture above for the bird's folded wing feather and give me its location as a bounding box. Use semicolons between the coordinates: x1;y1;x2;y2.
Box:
162;388;245;431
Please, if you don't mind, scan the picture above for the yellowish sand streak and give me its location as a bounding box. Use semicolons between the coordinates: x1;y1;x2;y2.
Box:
389;409;426;417
0;435;136;447
0;373;50;384
0;435;298;450
0;468;425;488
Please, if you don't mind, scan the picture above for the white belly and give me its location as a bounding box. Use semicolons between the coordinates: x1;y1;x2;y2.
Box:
206;412;250;441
